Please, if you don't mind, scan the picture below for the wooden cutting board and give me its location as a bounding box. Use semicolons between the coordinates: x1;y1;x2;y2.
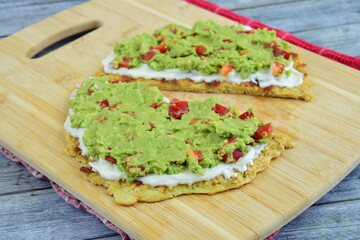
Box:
0;0;359;239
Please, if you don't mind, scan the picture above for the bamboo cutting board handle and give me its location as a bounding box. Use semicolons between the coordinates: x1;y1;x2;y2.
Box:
4;6;101;60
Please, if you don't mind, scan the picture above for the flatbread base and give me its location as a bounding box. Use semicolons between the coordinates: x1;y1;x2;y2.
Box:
65;132;294;205
97;53;313;101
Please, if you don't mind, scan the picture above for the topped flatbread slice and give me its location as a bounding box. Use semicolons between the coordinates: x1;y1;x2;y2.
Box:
64;76;294;205
102;20;313;101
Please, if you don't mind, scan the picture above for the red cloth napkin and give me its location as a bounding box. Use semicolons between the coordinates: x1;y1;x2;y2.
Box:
2;1;360;239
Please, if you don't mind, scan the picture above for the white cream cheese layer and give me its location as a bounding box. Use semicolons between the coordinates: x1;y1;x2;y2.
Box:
87;143;265;187
64;106;267;187
64;109;89;156
102;52;303;88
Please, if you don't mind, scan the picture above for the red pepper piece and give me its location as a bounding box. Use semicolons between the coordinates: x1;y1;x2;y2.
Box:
273;47;291;60
105;156;117;164
237;30;255;34
271;61;285;77
116;57;131;69
223;39;233;43
97;100;109;109
150;42;168;53
212;104;228;116
185;140;192;145
169;26;178;34
168;99;189;119
220;64;234;76
264;41;279;49
232;149;243;161
195;45;207;55
87;84;94;95
228;137;237;144
108;102;121;110
190;118;201;125
222;149;243;163
253;123;273;141
239;111;254;120
150;102;159;109
148;122;156;129
141;51;156;61
188;150;203;162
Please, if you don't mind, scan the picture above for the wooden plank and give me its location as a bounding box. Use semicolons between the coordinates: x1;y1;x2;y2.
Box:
315;165;360;204
209;0;360;57
0;154;51;195
0;0;359;239
276;199;360;239
0;1;87;38
0;188;118;239
294;23;360;57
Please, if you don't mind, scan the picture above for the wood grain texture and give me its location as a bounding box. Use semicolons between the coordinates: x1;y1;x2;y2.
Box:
3;0;358;240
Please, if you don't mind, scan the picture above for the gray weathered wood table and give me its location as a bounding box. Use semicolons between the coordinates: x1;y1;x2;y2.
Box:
0;0;359;239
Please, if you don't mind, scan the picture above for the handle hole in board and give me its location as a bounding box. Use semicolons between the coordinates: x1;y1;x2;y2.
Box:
27;20;102;59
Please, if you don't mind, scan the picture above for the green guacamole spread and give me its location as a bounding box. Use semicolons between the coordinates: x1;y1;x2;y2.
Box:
112;20;292;78
68;77;271;181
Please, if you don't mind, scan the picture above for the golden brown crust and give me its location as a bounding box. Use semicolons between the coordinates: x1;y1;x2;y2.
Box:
65;132;294;206
96;52;313;101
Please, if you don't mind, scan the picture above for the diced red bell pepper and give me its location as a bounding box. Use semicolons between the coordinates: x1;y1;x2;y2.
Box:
157;42;168;53
212;104;228;116
150;102;159;109
141;51;156;61
220;64;234;77
264;41;279;49
190;118;201;125
273;47;291;60
108;102;121;111
195;45;207;55
87;83;94;95
97;100;110;109
105;156;117;164
116;57;131;69
150;42;168;53
153;33;162;38
169;26;178;34
188;150;203;162
232;149;243;161
271;61;285;77
87;89;93;96
221;154;228;162
253;123;273;141
223;39;233;43
148;122;156;129
228;137;237;144
168;99;189;119
185;140;192;145
237;30;255;34
239;111;254;120
221;149;243;162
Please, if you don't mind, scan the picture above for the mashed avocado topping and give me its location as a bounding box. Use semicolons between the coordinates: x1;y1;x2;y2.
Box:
112;20;292;79
68;76;272;181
